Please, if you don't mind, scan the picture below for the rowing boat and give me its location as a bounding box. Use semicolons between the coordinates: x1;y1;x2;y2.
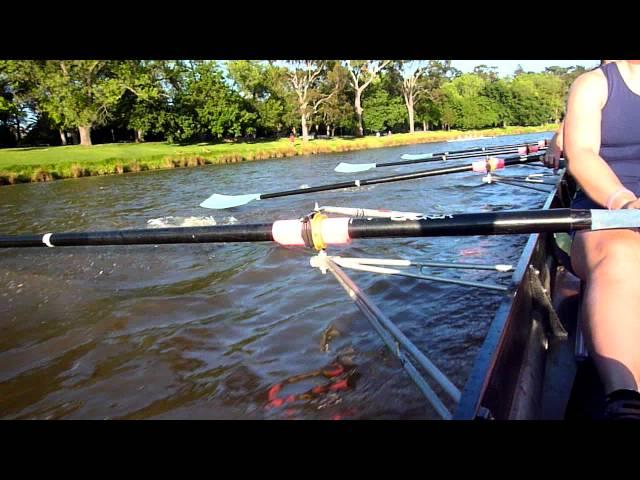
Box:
448;136;490;143
454;170;603;419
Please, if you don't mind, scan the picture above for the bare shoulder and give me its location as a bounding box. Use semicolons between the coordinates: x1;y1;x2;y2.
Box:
568;68;608;106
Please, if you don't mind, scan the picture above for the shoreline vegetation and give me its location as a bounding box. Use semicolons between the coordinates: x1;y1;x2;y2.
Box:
0;125;555;186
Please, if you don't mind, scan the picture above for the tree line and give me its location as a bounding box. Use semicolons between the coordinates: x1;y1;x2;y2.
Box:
0;60;589;147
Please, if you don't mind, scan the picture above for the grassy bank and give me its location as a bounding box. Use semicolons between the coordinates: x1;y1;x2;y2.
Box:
0;125;555;185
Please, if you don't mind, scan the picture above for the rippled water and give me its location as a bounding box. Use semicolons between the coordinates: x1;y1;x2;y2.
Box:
0;132;555;419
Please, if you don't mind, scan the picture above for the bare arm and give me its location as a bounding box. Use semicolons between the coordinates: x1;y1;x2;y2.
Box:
564;70;638;209
553;120;563;150
544;120;564;170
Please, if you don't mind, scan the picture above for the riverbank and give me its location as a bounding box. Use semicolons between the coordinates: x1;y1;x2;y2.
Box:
0;125;555;185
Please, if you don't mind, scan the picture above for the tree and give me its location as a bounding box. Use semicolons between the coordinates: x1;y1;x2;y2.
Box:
438;73;503;130
509;74;549;126
227;60;270;102
440;101;458;131
227;60;269;137
112;89;169;143
228;61;297;137
0;60;40;145
473;65;499;82
0;70;19;146
2;60;171;146
284;60;340;141
415;95;442;131
530;73;565;123
166;61;256;143
413;61;455;131
36;61;129;145
344;60;392;137
482;78;516;127
317;63;355;136
458;96;500;129
362;79;406;133
396;61;425;134
112;60;170;142
397;60;455;133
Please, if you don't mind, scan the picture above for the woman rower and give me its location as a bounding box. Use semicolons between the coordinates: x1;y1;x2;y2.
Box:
562;60;640;419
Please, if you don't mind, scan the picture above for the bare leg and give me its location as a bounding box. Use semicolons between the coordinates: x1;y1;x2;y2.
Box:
571;229;640;394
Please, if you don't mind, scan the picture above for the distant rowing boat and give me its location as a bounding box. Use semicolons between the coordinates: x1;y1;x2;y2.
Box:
447;136;490;143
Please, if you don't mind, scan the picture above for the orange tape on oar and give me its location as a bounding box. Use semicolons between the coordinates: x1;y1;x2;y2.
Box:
265;362;356;410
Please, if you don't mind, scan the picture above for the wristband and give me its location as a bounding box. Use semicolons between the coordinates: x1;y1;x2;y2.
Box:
606;187;637;210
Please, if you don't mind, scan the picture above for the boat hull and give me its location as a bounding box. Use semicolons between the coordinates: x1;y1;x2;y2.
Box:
454;172;590;420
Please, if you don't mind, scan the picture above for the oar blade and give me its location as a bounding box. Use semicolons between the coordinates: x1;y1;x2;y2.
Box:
400;153;433;160
200;193;261;210
334;162;376;173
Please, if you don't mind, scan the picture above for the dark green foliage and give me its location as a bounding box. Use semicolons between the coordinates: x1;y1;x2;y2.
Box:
363;79;406;133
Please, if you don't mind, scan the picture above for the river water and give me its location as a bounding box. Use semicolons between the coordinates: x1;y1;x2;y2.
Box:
0;132;555;419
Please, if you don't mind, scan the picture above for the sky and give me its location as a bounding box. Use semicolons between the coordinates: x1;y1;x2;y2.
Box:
236;60;601;80
451;60;600;77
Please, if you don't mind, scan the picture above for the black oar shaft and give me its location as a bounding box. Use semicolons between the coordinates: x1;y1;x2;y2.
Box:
261;153;544;200
0;224;274;249
0;208;597;249
347;208;593;239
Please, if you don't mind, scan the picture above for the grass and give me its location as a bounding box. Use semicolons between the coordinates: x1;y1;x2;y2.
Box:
0;124;556;185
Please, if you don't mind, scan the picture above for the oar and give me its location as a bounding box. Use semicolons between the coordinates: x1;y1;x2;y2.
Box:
482;175;555;193
401;139;547;160
320;255;459;419
200;152;548;210
335;140;548;173
336;258;514;272
332;257;509;292
315;205;424;219
3;208;639;250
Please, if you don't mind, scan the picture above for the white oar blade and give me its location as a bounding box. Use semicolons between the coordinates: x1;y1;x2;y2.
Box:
334;162;376;173
200;193;261;209
400;153;433;160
